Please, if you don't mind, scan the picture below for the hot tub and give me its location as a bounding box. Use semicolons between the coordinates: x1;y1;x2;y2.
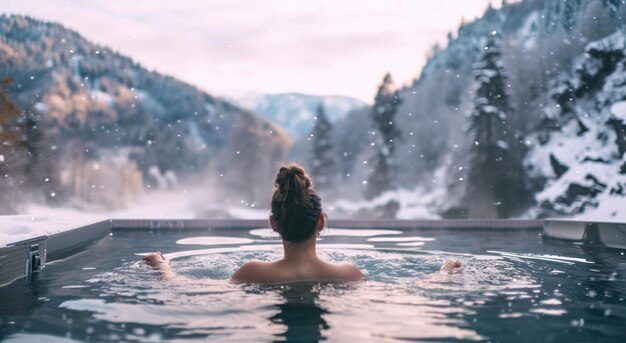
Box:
0;219;625;342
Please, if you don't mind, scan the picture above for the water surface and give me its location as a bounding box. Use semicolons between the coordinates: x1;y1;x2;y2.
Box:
1;227;625;342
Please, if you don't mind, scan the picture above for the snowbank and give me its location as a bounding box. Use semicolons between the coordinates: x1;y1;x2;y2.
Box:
0;213;105;247
610;101;626;122
332;185;442;220
0;191;197;247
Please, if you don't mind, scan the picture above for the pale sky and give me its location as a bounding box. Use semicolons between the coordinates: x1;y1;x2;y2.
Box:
2;0;499;102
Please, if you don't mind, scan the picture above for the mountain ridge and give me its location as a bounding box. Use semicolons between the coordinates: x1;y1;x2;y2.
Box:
225;92;365;138
0;14;291;212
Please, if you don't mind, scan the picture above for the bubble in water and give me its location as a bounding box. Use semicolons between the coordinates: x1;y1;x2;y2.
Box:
132;328;145;336
570;318;585;327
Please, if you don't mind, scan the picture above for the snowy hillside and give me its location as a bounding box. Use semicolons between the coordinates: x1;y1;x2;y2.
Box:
0;15;291;213
303;0;626;219
226;92;365;138
526;30;626;220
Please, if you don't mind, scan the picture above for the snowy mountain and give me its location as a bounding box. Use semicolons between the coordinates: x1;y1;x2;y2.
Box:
2;1;625;220
0;15;290;212
226;92;366;138
303;0;626;219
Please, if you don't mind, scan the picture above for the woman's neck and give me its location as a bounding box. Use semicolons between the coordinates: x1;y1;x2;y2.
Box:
282;238;318;262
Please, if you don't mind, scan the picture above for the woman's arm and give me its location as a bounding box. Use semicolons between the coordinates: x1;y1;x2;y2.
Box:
440;259;462;273
142;252;177;280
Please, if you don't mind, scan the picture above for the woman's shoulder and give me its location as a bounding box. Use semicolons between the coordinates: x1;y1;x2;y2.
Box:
231;260;275;283
232;259;364;283
323;261;365;282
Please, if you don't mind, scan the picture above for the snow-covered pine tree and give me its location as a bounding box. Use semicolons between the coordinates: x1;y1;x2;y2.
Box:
466;32;529;218
366;73;401;199
310;103;335;190
23;107;43;187
602;0;624;12
562;0;583;31
543;0;563;33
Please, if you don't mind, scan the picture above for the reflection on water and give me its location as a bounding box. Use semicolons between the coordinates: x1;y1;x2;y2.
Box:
487;250;595;264
1;228;625;342
368;236;436;242
176;236;254;245
261;284;330;342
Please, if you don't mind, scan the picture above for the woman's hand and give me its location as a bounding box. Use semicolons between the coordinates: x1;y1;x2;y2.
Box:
142;252;168;268
440;259;462;273
142;252;176;280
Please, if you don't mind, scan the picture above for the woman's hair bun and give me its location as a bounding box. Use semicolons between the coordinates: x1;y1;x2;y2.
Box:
271;163;322;243
275;163;312;191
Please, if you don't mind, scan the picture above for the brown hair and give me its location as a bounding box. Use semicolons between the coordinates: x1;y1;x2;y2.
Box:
271;163;322;243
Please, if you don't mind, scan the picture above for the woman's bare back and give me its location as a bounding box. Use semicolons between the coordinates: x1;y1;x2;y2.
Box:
231;258;364;284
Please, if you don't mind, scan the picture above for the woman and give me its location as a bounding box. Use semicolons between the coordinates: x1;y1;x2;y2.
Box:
231;164;364;283
143;163;460;282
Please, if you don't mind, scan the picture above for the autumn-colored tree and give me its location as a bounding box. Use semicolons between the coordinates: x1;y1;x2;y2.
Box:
0;77;22;172
0;77;24;213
